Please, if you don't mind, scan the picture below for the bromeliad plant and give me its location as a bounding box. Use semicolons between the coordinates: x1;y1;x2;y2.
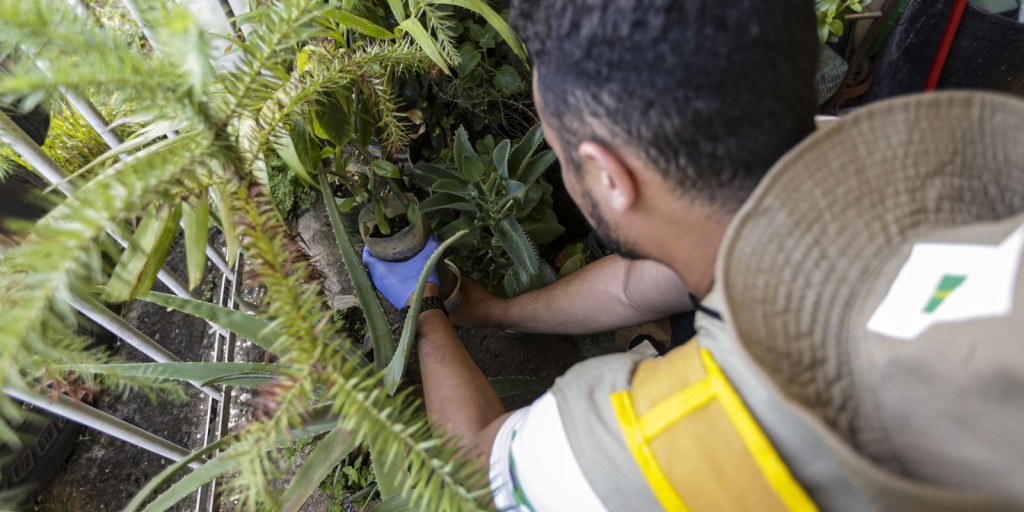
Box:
0;0;534;510
414;124;563;296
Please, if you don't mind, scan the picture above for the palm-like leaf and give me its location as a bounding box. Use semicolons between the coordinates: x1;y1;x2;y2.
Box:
0;1;497;510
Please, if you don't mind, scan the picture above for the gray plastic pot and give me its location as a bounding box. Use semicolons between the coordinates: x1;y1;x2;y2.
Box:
358;194;460;306
358;193;429;262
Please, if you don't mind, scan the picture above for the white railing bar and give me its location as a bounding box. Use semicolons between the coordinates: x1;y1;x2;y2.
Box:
4;386;200;467
70;295;224;401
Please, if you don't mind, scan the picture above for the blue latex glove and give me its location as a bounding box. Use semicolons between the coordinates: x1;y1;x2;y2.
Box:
362;235;441;309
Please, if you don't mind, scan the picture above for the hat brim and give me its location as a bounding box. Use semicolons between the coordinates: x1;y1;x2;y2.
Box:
718;91;1024;451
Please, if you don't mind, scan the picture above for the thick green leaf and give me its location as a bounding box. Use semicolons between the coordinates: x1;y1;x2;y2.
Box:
419;192;461;213
520;206;564;246
434;0;528;63
281;428;361;512
212;183;240;268
431;179;473;198
518;150;557;188
396;18;450;74
336;196;361;212
319;170;396;369
516;182;544;216
372;159;401;179
374;199;391;236
423;198;477;215
436;217;479;248
509;124;544;180
142;292;280;352
496;180;526;210
495;217;539;275
493;64;520;93
370;434;406;500
327;10;395;39
105;204;183;303
312;92;355;147
384;230;469;393
504;260;556;297
276;123;319;187
182;192;209;291
456;42;481;77
453;126;476;176
63;362;280;383
492;139;511;179
489;377;547;397
201;372;279;388
461;155;485;182
558;253;586;279
412;163;464;187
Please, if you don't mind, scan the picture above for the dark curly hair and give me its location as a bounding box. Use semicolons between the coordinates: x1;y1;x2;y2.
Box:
511;0;819;211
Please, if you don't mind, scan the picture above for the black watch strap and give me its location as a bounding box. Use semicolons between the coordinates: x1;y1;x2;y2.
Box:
401;296;448;318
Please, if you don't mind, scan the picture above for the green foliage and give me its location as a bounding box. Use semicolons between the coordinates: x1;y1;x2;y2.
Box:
0;1;509;510
269;165;318;218
282;0;530;226
416;124;563;296
402;5;535;162
816;0;866;43
318;449;380;511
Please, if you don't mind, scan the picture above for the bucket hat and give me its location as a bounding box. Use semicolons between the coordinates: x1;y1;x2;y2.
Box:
718;91;1024;503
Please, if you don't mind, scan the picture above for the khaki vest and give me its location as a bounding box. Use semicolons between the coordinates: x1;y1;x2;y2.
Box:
549;288;1022;511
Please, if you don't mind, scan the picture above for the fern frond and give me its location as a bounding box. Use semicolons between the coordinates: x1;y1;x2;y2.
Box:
0;1;180;113
216;0;329;120
416;1;461;66
0;132;213;376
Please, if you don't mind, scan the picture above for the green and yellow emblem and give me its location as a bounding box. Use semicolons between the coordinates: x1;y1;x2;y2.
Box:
923;274;967;314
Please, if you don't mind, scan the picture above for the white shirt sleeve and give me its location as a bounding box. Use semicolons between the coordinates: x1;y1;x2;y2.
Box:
489;392;609;511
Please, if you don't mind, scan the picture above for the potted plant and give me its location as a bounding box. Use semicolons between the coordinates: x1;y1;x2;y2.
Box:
414;124;563;297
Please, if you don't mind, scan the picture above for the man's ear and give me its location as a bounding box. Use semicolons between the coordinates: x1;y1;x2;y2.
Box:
578;141;637;212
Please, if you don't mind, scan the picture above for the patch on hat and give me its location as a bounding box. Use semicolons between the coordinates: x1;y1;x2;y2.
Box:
867;224;1024;340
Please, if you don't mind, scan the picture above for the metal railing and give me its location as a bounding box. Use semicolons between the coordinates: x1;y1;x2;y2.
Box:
0;1;257;509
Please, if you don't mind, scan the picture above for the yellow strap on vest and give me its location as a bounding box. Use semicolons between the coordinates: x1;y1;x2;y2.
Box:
609;344;817;512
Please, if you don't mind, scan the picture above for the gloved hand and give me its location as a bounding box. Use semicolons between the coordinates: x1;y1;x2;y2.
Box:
362;235;441;309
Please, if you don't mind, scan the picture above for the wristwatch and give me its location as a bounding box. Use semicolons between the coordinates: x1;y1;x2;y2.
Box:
401;296;448;318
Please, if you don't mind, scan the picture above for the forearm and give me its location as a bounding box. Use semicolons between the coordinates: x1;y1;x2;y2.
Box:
478;255;693;334
416;289;506;457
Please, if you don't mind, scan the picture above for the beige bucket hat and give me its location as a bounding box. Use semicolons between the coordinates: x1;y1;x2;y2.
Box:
718;91;1024;504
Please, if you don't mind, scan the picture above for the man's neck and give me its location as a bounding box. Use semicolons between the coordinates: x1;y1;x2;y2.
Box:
650;208;731;301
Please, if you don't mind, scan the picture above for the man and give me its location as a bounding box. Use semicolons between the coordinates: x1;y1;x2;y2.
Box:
365;0;817;506
364;1;1024;510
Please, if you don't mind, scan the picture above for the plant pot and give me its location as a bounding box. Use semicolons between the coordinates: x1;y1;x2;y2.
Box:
866;0;1024;101
439;260;462;311
358;194;461;305
358;193;429;262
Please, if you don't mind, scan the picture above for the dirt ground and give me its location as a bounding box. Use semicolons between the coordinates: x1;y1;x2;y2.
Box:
28;203;610;511
32;258;214;511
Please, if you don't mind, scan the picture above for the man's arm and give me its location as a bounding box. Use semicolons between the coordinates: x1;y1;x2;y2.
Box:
415;283;509;463
452;254;693;334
